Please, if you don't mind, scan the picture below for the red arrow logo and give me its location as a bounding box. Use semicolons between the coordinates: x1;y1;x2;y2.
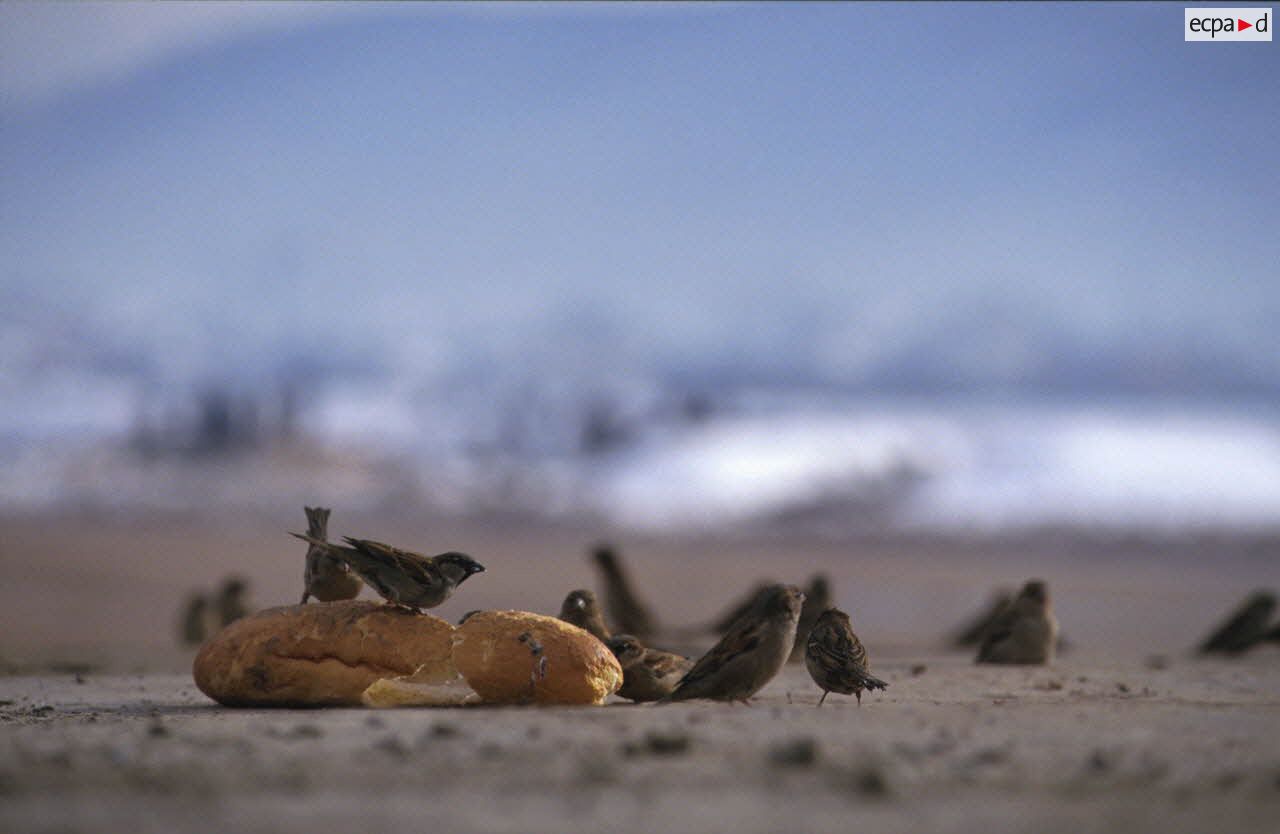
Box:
1239;18;1253;30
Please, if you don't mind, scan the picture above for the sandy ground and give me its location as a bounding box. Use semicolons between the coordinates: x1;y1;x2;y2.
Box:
2;511;1279;832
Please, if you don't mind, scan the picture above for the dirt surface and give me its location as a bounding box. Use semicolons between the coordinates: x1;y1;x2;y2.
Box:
3;659;1279;834
3;511;1279;832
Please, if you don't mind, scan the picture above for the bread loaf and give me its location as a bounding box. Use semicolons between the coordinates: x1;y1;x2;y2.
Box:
193;600;455;707
452;610;623;705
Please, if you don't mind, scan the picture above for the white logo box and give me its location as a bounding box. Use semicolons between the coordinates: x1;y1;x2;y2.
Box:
1185;8;1272;40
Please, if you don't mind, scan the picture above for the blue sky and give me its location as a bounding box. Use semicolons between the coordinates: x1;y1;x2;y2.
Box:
2;2;1277;398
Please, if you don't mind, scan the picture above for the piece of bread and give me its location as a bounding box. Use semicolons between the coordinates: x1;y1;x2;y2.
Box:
452;610;623;705
362;674;480;708
193;600;455;707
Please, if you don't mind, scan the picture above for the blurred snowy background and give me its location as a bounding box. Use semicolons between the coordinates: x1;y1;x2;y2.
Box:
3;2;1278;531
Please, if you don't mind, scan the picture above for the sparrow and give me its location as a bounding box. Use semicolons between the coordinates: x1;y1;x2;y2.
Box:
804;607;888;706
949;588;1015;648
178;592;213;646
664;584;804;704
606;634;693;703
558;589;611;642
215;576;252;627
289;533;484;613
591;544;657;639
299;506;363;604
790;574;833;662
975;579;1058;665
1197;591;1276;655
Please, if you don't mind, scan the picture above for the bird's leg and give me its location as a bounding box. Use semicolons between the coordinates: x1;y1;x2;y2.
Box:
855;691;862;706
817;690;828;707
300;592;310;605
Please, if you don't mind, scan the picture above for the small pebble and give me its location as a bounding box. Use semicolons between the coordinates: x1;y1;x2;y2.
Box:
1087;750;1111;773
969;747;1008;766
643;730;691;755
429;722;460;739
850;766;891;797
373;735;409;759
768;737;818;767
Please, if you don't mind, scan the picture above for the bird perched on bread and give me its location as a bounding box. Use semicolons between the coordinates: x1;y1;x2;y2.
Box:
290;533;484;613
975;579;1058;665
591;544;657;639
298;506;362;604
1197;590;1276;655
558;589;611;642
663;584;804;703
805;607;888;705
607;634;693;702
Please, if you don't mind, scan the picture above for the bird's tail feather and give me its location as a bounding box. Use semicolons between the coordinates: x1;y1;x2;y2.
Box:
304;506;330;539
861;673;889;691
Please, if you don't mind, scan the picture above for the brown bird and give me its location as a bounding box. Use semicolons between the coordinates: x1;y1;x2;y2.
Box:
214;576;252;627
805;607;888;705
558;589;611;642
591;544;657;639
664;584;804;703
790;574;833;662
1197;591;1276;655
299;506;363;604
177;592;213;646
949;588;1015;648
975;579;1058;665
290;534;484;613
606;634;693;702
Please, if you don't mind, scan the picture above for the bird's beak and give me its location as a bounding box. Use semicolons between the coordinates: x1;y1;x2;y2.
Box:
470;564;486;575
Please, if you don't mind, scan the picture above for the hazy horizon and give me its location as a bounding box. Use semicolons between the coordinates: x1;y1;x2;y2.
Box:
4;2;1278;528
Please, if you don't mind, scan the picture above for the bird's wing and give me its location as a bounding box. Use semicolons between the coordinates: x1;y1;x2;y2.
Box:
809;622;866;669
807;619;875;690
343;538;442;585
645;650;691;680
976;606;1020;660
951;593;1014;647
675;615;763;689
291;531;347;554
